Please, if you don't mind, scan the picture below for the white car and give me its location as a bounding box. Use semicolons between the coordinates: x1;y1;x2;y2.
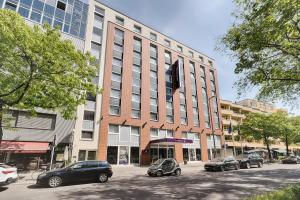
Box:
0;164;18;186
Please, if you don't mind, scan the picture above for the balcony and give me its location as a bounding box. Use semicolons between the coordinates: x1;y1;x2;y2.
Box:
221;109;233;115
222;119;231;125
85;101;96;111
82;120;94;131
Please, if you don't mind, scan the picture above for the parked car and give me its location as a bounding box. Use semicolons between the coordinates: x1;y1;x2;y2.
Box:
36;161;113;188
147;158;181;177
204;156;240;172
282;156;300;164
0;163;18;186
238;153;264;169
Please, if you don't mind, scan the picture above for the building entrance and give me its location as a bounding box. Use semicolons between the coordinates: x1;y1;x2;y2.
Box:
150;144;174;163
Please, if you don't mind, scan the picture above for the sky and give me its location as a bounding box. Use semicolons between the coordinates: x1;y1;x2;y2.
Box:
99;0;300;115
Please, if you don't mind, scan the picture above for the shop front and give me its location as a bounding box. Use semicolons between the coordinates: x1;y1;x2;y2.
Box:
107;124;140;165
0;141;50;170
182;132;201;162
207;135;222;160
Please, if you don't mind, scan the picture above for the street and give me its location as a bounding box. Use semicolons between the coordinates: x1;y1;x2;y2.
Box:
1;163;300;200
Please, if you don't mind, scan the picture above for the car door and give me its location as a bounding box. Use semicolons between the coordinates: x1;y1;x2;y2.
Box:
249;155;256;166
63;162;87;183
224;158;233;170
84;161;101;181
161;160;172;174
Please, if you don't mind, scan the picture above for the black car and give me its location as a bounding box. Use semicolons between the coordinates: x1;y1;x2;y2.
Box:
204;156;240;172
36;161;113;188
282;156;300;164
147;158;181;177
239;153;264;169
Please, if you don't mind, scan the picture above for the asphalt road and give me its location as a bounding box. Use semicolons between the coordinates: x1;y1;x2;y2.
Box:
1;163;300;200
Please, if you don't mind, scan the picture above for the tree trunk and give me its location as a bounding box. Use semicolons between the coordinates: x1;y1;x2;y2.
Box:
0;102;3;145
263;134;272;162
285;133;289;156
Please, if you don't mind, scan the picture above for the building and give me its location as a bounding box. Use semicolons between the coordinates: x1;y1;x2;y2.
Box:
221;99;299;157
0;0;224;166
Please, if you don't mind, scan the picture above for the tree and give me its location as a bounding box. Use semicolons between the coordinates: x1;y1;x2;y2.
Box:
0;10;99;143
221;0;300;103
240;113;278;161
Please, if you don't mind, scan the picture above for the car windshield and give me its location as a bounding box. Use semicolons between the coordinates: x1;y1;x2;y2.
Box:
211;158;224;162
153;159;165;166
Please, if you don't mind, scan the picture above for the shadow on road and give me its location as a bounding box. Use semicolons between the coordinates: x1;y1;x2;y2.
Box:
0;187;8;192
55;168;300;200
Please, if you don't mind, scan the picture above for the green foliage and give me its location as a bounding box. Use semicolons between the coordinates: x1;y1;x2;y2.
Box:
0;10;99;140
247;182;300;200
221;0;300;103
0;10;98;119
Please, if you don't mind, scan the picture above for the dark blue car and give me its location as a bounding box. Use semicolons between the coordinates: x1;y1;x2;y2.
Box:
36;161;113;187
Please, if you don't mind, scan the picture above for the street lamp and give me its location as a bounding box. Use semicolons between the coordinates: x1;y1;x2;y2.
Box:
208;95;217;159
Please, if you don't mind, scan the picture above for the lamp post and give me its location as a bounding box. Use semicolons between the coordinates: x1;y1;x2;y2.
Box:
208;95;217;159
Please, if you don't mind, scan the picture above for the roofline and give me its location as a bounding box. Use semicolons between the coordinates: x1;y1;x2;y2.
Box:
95;0;215;61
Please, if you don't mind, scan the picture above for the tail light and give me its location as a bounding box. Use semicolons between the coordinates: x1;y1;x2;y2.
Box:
108;165;112;172
2;170;15;174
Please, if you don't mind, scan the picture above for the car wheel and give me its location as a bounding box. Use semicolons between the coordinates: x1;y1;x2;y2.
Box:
246;163;251;169
220;166;224;172
258;162;262;168
99;173;108;183
235;164;239;170
156;171;163;177
174;169;181;176
48;176;62;188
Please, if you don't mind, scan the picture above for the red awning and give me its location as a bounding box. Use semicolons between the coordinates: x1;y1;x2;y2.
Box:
0;141;49;153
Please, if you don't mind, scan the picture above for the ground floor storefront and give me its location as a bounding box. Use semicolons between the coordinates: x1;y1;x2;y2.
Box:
101;124;224;165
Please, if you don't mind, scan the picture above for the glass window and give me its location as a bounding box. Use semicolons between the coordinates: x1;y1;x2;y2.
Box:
56;1;66;11
32;0;44;11
130;147;139;164
18;7;30;18
107;146;118;164
81;131;93;139
53;20;63;30
167;130;173;138
91;42;101;59
110;106;120;115
30;11;41;23
150;32;157;41
111;89;121;98
182;132;188;139
87;151;96;160
115;16;124;26
177;45;182;52
20;0;33;8
5;2;17;10
164;39;170;47
42;15;53;25
78;150;86;161
133;25;141;34
94;13;103;28
131;127;140;136
119;146;129;164
150;128;158;137
189;50;194;58
109;124;119;133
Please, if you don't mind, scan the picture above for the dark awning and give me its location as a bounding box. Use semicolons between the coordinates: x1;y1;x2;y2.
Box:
150;138;193;145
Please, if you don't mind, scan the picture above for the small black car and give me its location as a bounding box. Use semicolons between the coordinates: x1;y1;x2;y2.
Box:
204;156;240;172
36;161;113;188
239;153;264;169
282;156;300;164
147;158;181;177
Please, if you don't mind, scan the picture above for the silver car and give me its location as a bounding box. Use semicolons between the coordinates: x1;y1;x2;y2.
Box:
147;158;181;177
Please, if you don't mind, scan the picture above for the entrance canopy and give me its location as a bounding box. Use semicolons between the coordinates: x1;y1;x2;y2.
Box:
150;138;193;145
0;141;49;153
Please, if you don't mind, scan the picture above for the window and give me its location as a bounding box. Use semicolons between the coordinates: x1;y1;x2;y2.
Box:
78;150;86;161
109;124;119;134
83;111;94;121
131;127;140;136
87;151;96;160
56;1;66;11
81;131;93;140
182;132;188;139
115;16;124;26
150;32;157;41
208;60;213;68
199;56;204;62
150;128;158;137
189;50;194;58
164;39;170;47
177;45;182;52
133;25;141;34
